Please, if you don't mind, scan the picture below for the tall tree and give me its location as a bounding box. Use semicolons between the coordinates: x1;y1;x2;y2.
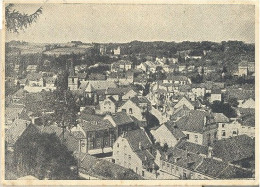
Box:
5;4;42;33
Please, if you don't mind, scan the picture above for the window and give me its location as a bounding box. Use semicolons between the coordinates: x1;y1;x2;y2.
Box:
142;171;145;177
72;78;74;83
122;109;126;112
214;132;217;138
117;143;119;148
222;130;226;136
233;131;237;135
128;155;131;160
186;134;190;140
222;124;225;128
195;135;198;143
129;108;133;114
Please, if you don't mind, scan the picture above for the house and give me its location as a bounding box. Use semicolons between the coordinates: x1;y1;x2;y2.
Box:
191;84;206;98
79;80;117;101
99;97;117;114
104;112;138;138
71;119;115;155
226;88;254;105
107;71;134;85
44;77;56;91
68;71;79;91
78;153;143;180
6;122;39;151
113;47;121;55
177;65;187;72
156;142;252;179
88;73;106;81
238;98;255;108
175;110;218;146
210;89;222;103
151;122;186;147
237;61;255;76
213;113;238;139
5;107;25;126
26;72;44;87
212;135;255;168
173;96;195;110
26;65;38;72
163;74;191;85
111;60;133;72
113;129;159;179
118;96;151;122
105;87;137;101
11;89;28;104
238;114;255;138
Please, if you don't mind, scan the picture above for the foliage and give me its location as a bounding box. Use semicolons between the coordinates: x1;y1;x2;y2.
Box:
162;143;169;152
143;111;160;129
5;4;42;33
14;133;78;179
210;101;237;118
190;74;204;84
53;90;80;128
227;97;239;107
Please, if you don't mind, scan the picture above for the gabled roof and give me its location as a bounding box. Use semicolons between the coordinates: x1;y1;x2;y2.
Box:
213;113;230;123
110;112;134;126
12;88;28;98
175;110;214;133
164;122;186;140
130;96;150;106
105;87;134;95
81;119;114;132
166;74;189;81
6;120;34;146
176;140;208;155
212;135;255;163
26;72;43;81
124;129;152;152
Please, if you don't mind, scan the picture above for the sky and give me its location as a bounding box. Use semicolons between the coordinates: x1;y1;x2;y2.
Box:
5;3;255;43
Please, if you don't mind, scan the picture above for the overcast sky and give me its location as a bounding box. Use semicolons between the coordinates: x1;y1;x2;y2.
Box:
5;3;255;43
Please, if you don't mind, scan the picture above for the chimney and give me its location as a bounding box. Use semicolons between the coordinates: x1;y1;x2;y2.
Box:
139;142;142;150
31;116;35;125
207;146;213;158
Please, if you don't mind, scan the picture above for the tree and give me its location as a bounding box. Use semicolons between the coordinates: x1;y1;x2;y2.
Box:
210;101;237;118
14;133;78;179
5;4;42;33
228;97;239;107
162;143;168;152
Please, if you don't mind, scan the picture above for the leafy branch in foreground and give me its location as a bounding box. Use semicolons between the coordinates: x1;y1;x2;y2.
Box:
5;3;42;33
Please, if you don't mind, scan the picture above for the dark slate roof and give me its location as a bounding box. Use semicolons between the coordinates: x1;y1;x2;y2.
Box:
195;158;230;178
79;153;143;180
125;129;152;152
239;114;255;127
164;122;186;140
212;135;255;163
110;112;134;126
162;147;203;171
6;120;32;145
217;164;253;179
105;87;134;95
176;140;208;155
81;119;114;132
79;113;104;122
175;110;213;133
130;96;150;106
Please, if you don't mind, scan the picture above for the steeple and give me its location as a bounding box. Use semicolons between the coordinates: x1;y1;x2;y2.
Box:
69;58;75;77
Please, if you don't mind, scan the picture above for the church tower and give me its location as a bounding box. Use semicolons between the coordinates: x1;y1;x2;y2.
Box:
68;58;78;90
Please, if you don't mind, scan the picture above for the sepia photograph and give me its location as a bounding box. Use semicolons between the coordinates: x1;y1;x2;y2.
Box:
1;0;259;185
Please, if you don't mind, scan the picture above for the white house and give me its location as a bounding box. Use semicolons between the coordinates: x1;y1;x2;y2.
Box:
113;129;158;179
